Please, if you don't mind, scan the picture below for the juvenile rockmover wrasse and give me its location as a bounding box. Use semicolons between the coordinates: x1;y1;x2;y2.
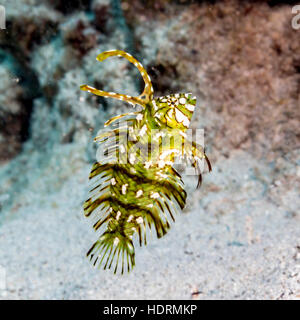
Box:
80;50;211;274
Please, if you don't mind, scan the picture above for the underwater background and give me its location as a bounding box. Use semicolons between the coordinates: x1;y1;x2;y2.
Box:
0;0;299;299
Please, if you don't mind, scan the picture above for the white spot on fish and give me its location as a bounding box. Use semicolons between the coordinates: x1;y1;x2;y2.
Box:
175;108;190;127
186;104;195;112
127;215;133;222
130;167;137;174
116;211;121;220
136;190;143;197
179;97;186;105
144;161;152;169
136;217;144;224
129;153;136;164
150;192;160;199
152;100;158;111
122;184;128;194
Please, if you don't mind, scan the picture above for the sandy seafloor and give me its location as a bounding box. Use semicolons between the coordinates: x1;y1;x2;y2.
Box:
0;0;299;299
0;150;299;300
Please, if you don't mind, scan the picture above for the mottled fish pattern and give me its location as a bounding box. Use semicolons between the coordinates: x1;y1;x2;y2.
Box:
80;50;211;274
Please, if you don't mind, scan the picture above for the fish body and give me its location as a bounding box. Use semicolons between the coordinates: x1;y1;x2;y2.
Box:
81;50;211;273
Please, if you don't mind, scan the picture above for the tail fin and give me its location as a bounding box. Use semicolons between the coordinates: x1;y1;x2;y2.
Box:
87;231;135;274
